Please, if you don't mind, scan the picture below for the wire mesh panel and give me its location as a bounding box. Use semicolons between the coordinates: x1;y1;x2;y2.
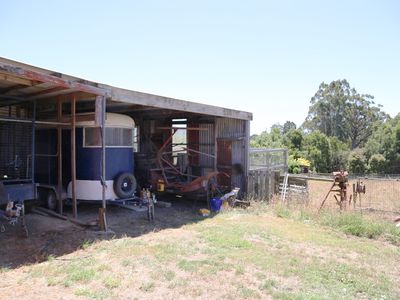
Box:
247;148;288;200
0;121;33;180
249;148;288;171
0;102;34;180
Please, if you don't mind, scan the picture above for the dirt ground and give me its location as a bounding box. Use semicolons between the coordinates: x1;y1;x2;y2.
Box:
0;196;205;269
1;202;399;299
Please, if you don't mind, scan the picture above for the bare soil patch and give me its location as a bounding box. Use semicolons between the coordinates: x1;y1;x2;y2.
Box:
0;196;204;269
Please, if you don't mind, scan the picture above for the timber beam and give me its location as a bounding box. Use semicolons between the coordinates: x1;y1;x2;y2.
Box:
0;62;109;97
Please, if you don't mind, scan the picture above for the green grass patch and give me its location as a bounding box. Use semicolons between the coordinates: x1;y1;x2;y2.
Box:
120;259;133;267
201;223;255;251
67;267;96;283
163;270;176;281
74;287;109;299
140;282;155;292
152;243;182;262
299;261;394;299
81;239;93;250
46;254;56;262
177;259;204;272
259;278;277;291
275;204;291;218
237;285;260;299
46;277;62;286
103;276;121;289
321;211;388;238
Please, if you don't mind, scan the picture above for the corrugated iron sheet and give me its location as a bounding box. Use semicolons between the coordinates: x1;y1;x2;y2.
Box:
215;118;247;193
216;118;245;139
199;123;214;169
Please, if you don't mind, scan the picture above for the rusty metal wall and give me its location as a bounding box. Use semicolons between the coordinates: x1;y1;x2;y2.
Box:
199;123;214;169
215;118;248;194
215;118;247;165
215;118;246;139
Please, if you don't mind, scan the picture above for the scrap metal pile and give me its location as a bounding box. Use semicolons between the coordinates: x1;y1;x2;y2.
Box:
155;128;228;203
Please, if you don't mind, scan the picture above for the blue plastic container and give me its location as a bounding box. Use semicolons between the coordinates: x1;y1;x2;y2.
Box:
210;197;222;212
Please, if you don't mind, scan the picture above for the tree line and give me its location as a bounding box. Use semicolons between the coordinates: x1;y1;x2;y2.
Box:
250;79;400;174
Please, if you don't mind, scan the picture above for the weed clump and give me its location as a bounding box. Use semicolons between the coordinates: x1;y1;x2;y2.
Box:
320;212;385;238
275;204;291;218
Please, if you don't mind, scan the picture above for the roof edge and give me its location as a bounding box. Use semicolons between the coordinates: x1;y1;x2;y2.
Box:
108;86;253;120
0;56;253;121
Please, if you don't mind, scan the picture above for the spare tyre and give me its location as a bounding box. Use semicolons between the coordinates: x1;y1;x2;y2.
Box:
114;172;137;199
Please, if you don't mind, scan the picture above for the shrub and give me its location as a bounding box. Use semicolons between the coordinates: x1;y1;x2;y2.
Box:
288;156;301;174
348;149;367;174
368;154;386;174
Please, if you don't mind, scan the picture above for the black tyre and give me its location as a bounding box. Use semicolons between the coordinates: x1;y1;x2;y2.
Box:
114;172;137;199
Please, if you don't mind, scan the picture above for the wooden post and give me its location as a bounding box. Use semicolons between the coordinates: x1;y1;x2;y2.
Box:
213;117;217;172
283;149;288;173
57;98;63;214
100;96;107;231
98;208;107;231
71;94;77;219
30;99;36;209
266;170;270;201
274;171;280;195
244;120;250;195
270;170;275;200
31;100;36;181
247;170;252;199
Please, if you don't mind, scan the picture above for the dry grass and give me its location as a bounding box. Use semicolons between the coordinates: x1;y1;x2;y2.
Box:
1;203;400;299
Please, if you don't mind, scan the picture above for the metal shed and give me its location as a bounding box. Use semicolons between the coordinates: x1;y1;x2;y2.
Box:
0;57;252;227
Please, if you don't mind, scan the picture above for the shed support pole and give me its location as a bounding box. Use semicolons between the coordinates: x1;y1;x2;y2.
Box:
31;100;36;182
99;96;107;231
244;119;250;196
71;95;77;219
213;117;218;172
57;98;63;214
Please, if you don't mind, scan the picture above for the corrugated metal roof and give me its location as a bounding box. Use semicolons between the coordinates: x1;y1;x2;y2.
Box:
0;57;252;120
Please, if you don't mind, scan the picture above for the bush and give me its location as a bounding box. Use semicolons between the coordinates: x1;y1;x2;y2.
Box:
368;154;386;174
288;156;310;174
288;156;301;174
348;149;367;174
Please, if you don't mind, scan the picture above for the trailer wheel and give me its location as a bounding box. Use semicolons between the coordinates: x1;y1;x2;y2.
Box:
114;172;137;199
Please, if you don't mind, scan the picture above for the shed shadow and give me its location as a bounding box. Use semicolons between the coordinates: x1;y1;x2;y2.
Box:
0;196;213;269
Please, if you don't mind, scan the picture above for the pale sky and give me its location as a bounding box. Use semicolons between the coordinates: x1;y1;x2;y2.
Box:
1;0;399;134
